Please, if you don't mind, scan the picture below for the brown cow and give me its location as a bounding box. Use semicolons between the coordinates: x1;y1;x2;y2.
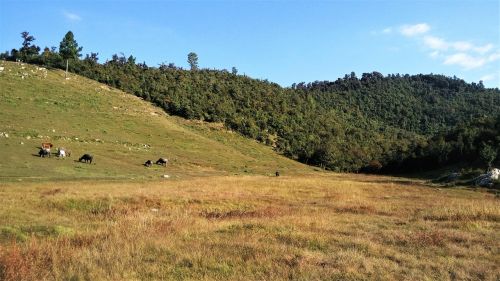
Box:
41;142;53;149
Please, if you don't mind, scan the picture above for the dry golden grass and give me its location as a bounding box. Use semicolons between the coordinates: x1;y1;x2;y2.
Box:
0;174;499;280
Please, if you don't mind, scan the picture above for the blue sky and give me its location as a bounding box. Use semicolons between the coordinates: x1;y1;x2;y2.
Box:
1;0;499;87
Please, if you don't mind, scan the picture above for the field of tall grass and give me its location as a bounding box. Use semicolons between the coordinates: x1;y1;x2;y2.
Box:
1;174;498;280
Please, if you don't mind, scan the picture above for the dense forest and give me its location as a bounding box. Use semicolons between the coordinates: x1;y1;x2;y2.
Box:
2;31;499;173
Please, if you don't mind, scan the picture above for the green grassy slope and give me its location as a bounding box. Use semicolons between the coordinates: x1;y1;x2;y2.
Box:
0;61;311;181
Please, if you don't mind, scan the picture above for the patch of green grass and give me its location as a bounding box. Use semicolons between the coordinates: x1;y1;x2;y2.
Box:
0;225;74;242
48;198;114;215
0;226;28;242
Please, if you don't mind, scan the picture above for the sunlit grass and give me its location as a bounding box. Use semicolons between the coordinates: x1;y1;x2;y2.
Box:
1;174;498;280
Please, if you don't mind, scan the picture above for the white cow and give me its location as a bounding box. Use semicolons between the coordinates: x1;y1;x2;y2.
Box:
57;148;66;158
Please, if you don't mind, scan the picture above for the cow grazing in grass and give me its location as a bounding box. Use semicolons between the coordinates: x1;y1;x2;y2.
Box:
41;143;53;154
57;148;66;158
57;148;71;158
79;154;93;164
144;160;153;167
40;142;53;156
156;158;168;166
41;142;53;150
38;148;50;158
275;171;280;177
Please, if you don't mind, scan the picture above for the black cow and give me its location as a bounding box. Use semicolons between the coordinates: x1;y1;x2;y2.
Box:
275;171;280;177
79;154;93;164
144;160;153;167
156;158;168;166
38;148;50;158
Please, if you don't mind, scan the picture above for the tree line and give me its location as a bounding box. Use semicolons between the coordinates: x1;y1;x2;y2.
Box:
2;31;499;173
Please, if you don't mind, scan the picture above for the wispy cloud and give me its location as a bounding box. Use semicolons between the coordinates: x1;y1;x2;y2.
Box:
380;22;500;72
63;11;82;22
423;36;448;50
382;27;392;34
480;73;497;82
488;52;500;62
423;36;495;54
443;53;486;69
399;23;430;37
429;50;440;59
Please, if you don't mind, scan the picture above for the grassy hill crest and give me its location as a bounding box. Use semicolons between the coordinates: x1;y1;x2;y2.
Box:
0;61;310;181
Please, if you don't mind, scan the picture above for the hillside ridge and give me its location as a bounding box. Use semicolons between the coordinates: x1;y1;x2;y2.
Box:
0;61;311;181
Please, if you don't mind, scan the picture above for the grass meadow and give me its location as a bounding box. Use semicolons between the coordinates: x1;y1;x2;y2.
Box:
1;174;498;280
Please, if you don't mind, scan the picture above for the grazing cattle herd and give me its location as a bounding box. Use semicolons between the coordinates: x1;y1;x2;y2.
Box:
36;143;280;175
37;142;168;168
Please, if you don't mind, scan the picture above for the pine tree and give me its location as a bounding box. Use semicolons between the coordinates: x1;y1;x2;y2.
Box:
187;52;199;70
59;31;82;77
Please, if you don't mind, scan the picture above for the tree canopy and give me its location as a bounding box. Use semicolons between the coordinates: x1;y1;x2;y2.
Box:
59;31;82;60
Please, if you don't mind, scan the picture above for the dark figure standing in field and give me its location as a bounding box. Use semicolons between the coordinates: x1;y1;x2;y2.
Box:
276;171;280;177
79;154;93;164
156;158;168;166
38;148;50;158
144;160;153;167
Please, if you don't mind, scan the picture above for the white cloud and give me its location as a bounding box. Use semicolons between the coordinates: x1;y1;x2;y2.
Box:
417;33;499;71
429;50;440;59
382;27;392;34
479;73;496;82
452;41;473;52
444;53;486;69
424;36;448;50
487;52;500;62
399;23;430;37
474;43;494;54
386;22;498;72
63;11;81;21
423;35;496;55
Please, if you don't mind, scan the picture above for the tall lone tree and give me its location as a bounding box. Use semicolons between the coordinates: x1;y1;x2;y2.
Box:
59;31;82;77
187;52;199;70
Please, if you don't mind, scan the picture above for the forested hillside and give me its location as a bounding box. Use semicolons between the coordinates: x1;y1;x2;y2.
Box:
2;31;499;172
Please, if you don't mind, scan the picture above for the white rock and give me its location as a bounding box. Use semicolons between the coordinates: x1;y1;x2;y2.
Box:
489;168;499;180
162;174;170;178
151;208;159;212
